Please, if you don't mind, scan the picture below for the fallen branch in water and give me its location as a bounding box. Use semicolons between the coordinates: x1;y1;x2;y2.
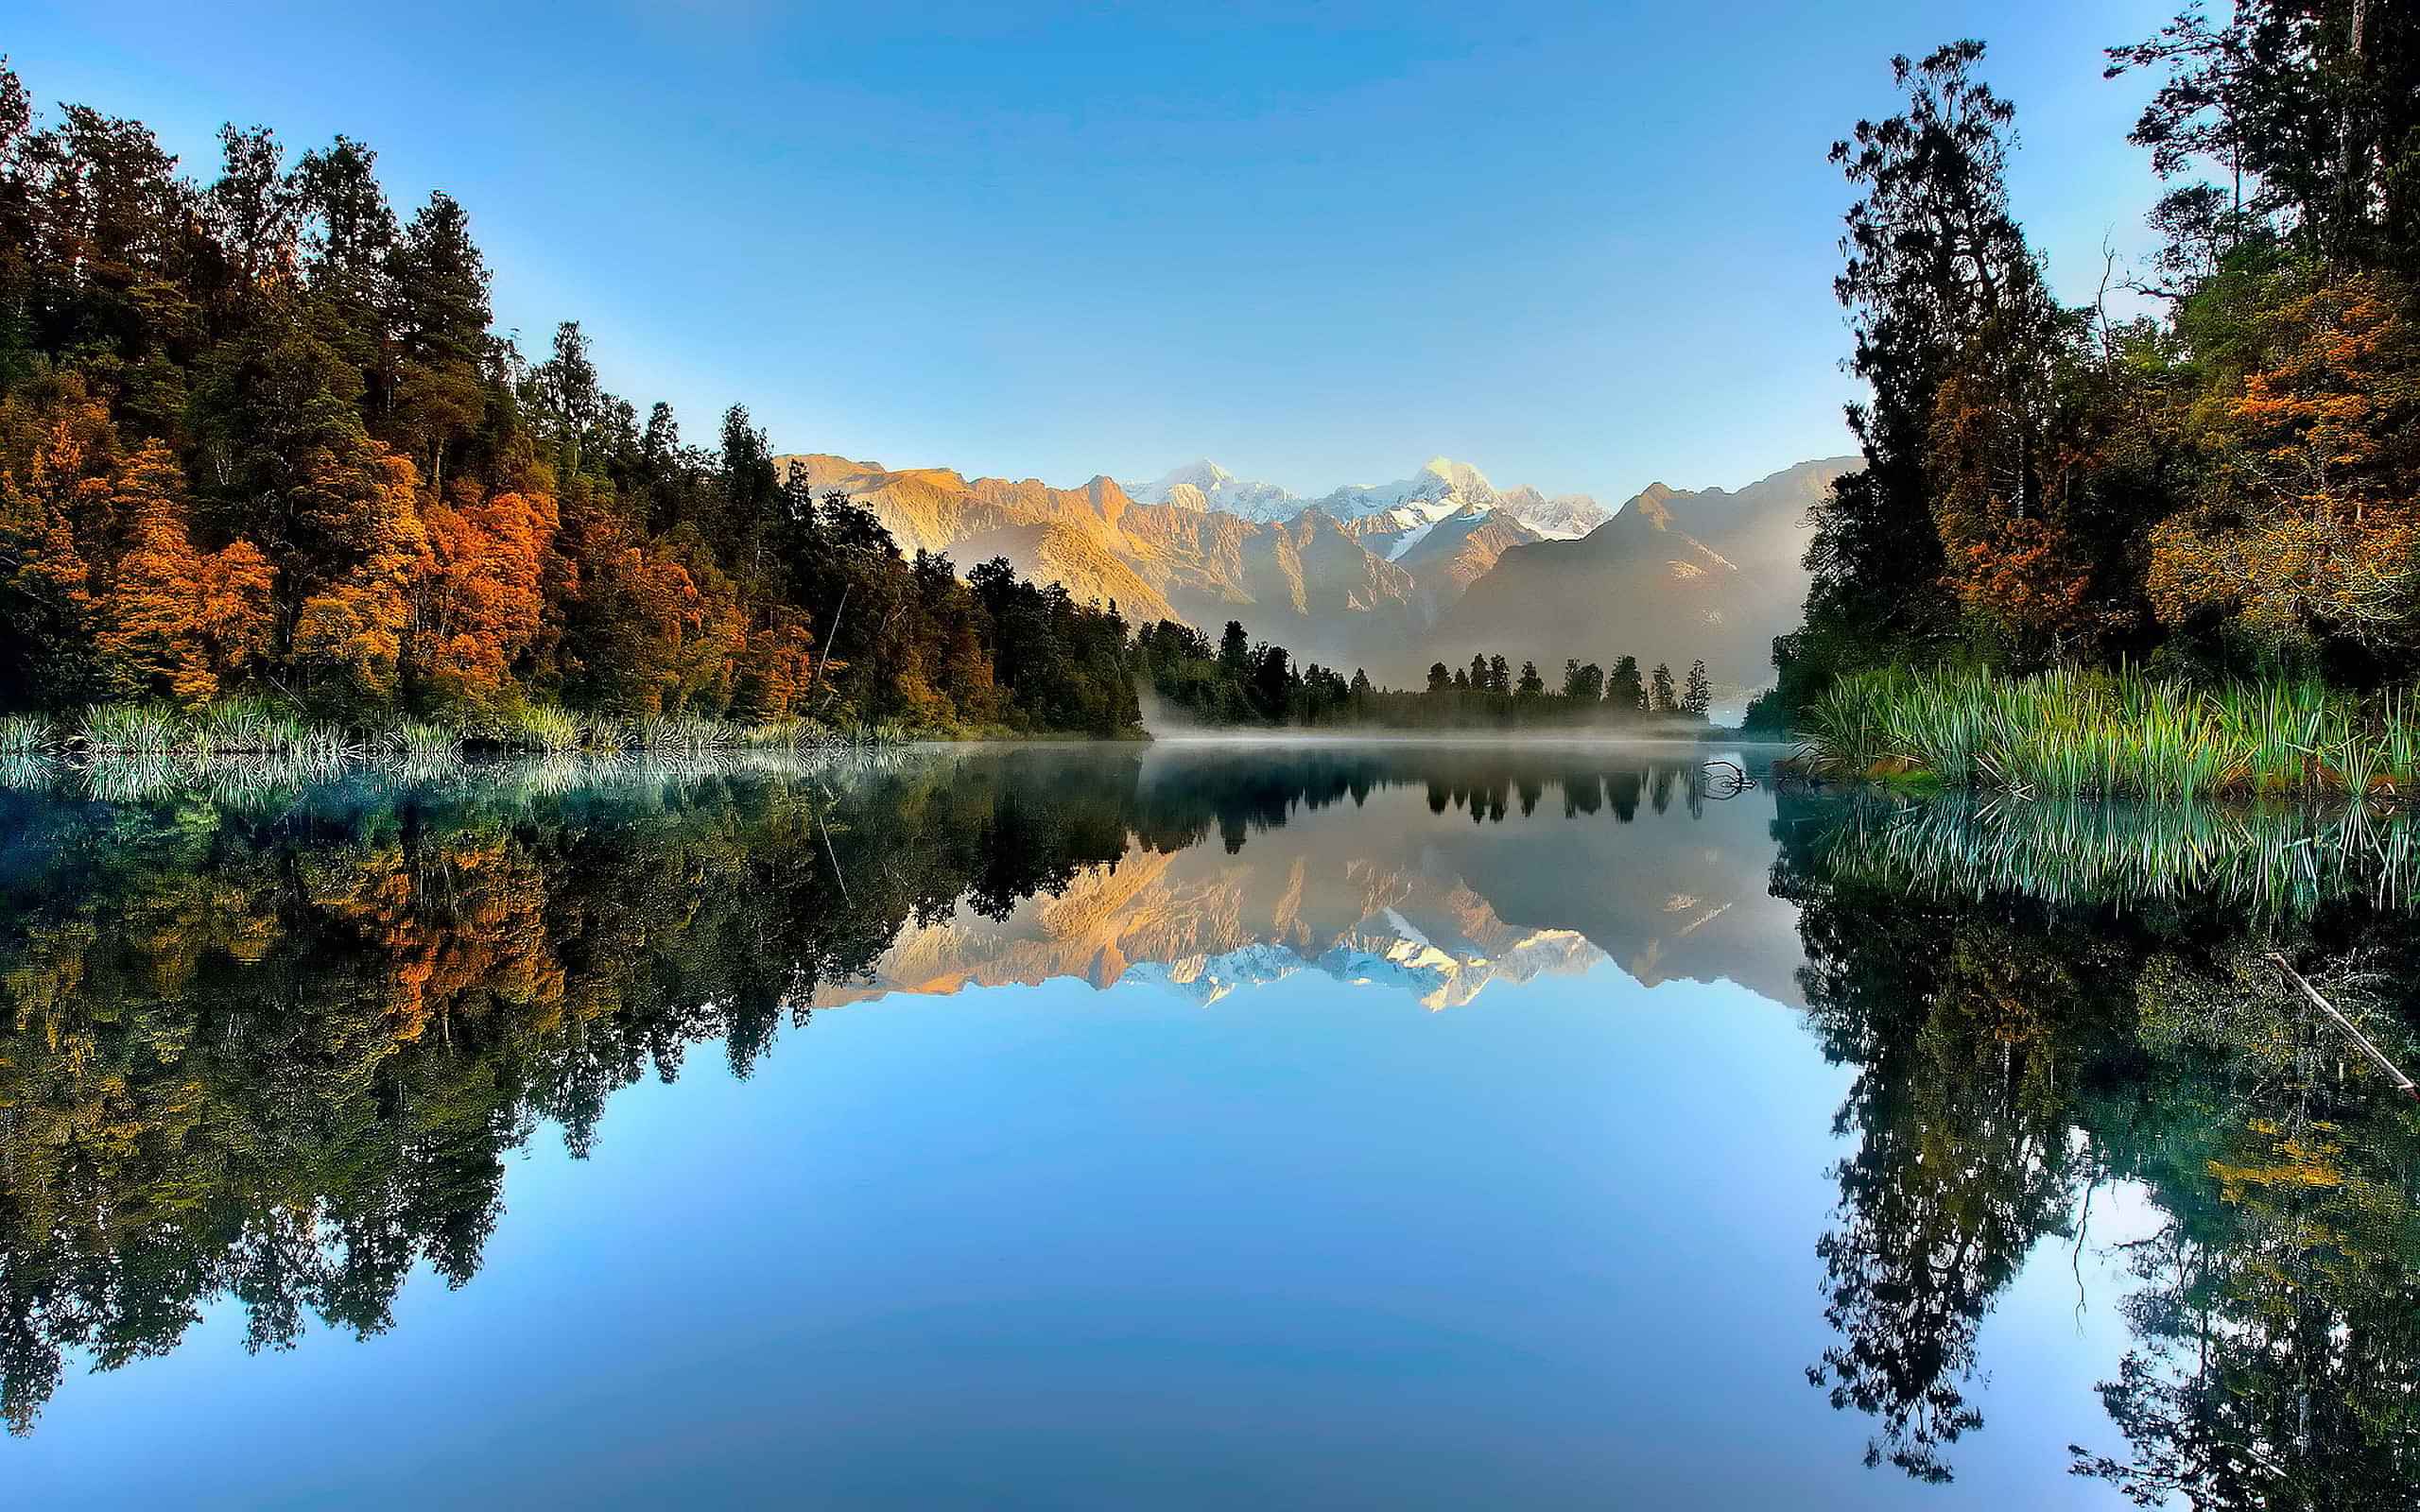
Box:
1702;759;1755;799
2268;952;2420;1103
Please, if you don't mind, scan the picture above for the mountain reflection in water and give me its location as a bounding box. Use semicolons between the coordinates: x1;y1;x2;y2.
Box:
1;743;2415;1508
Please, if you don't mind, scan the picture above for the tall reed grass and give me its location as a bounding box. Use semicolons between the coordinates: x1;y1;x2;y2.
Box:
1815;790;2420;918
0;713;54;755
4;696;914;799
1799;666;2420;802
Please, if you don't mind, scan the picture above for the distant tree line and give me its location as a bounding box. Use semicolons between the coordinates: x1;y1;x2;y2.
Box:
1136;618;1713;730
0;60;1140;737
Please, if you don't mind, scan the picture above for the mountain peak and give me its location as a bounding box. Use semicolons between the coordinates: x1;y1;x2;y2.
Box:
1125;459;1298;521
1420;456;1495;493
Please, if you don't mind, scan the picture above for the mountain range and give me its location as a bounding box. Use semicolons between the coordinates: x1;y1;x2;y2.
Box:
809;746;1806;1014
773;449;1858;694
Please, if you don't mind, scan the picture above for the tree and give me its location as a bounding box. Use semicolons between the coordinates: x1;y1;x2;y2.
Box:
384;191;491;488
1514;660;1545;698
1683;659;1712;718
1650;662;1678;713
0;377;109;705
1790;42;2034;702
1486;654;1510;696
2146;270;2420;665
1219;619;1252;677
93;442;273;705
1607;655;1645;713
0;59;1158;738
2106;1;2420;274
1426;660;1451;694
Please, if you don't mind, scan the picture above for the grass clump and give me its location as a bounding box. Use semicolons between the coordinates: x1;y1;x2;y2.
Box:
491;703;583;754
0;714;54;755
1799;665;2420;802
628;712;745;753
76;704;181;753
385;718;465;759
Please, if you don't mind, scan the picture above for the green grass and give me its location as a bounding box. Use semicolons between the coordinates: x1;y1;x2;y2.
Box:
76;704;182;753
491;703;584;754
13;697;936;796
0;714;53;755
385;718;465;759
1799;666;2420;802
1814;790;2420;918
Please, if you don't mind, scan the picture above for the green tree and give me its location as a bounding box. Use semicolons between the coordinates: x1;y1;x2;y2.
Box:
1650;662;1677;713
1607;655;1645;713
1783;42;2034;707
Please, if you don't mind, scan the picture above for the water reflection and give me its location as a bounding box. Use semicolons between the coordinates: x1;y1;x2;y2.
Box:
1781;789;2420;1502
0;745;2415;1505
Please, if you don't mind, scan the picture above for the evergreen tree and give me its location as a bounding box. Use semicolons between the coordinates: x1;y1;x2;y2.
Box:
1607;656;1646;713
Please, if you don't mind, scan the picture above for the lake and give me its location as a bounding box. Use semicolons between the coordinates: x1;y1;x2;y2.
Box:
2;743;2414;1508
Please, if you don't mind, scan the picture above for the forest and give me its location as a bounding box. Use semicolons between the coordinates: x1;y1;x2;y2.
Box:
1135;617;1715;730
0;60;1140;740
1762;4;2420;772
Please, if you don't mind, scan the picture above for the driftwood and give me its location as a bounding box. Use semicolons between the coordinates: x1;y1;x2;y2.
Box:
2268;952;2420;1103
812;584;849;714
1702;759;1756;799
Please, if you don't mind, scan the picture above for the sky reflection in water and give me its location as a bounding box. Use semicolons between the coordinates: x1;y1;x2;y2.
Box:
2;744;2413;1508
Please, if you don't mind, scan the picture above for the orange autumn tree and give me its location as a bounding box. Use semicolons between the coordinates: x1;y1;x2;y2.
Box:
1927;302;2108;660
92;442;275;705
0;59;1144;733
0;382;112;700
409;482;558;709
291;447;430;704
2149;273;2420;655
730;609;817;722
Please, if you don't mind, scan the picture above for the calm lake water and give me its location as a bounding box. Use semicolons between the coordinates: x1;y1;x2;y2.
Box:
2;743;2416;1508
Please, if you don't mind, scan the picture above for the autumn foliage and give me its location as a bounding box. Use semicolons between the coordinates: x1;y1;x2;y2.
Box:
0;60;1139;735
1780;11;2420;709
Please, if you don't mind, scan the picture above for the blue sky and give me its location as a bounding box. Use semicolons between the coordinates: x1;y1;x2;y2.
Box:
13;1;2175;503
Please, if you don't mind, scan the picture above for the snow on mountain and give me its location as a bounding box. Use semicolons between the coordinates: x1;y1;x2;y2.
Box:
1315;456;1500;520
1133;455;1608;543
1126;459;1302;522
1496;485;1611;540
1120;924;1600;1010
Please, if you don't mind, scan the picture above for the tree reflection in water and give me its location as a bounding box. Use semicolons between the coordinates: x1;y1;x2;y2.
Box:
0;748;2414;1507
1783;792;2420;1504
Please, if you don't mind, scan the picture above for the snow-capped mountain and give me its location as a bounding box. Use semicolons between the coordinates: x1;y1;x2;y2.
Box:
1127;455;1608;541
783;443;1857;690
1127;459;1302;521
1496;485;1612;540
1313;456;1503;521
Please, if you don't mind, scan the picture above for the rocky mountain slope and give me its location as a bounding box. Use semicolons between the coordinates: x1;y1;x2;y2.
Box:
805;745;1803;1012
1421;457;1857;691
776;449;1856;690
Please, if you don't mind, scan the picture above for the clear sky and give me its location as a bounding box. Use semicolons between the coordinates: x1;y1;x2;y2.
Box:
13;0;2176;504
